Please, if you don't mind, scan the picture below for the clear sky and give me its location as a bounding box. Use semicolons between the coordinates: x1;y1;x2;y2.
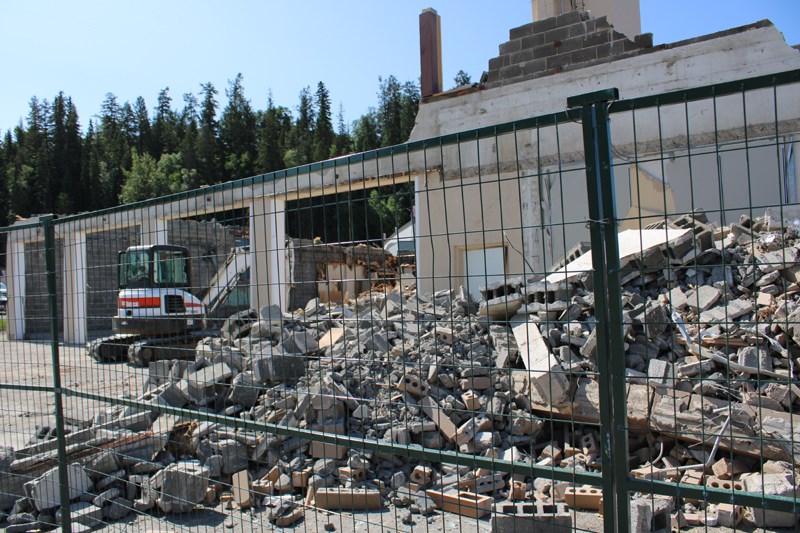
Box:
1;1;798;134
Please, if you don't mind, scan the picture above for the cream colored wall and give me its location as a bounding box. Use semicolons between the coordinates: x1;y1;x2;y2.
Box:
416;170;526;297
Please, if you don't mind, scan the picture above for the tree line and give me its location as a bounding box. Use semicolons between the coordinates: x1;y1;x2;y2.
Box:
0;74;422;228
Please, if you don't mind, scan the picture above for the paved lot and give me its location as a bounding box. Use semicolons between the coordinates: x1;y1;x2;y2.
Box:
0;332;148;450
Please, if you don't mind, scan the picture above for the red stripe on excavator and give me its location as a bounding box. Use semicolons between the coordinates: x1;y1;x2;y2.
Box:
119;297;161;308
185;302;203;308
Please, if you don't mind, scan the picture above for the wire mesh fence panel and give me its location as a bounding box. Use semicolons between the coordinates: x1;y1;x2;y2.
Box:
0;70;799;533
606;73;800;530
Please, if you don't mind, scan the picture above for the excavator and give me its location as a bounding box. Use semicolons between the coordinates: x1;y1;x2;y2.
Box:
88;244;250;366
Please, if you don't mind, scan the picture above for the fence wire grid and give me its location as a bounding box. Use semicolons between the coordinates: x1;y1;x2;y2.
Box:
0;70;799;533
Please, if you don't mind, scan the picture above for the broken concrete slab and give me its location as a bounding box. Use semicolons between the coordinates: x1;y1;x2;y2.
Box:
28;463;92;511
186;363;235;405
513;322;570;407
153;461;210;513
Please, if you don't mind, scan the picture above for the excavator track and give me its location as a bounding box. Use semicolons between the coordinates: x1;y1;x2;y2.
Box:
87;334;143;362
126;330;208;366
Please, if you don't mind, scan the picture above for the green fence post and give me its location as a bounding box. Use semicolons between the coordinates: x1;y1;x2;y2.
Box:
568;89;630;532
42;214;71;530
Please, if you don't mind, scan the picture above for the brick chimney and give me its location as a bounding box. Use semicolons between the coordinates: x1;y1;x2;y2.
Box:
419;8;443;97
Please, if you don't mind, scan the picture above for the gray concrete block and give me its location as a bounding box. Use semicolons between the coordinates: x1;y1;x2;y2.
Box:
153;461;210;514
210;439;248;475
492;501;572;533
30;463;92;511
227;371;260;407
737;346;772;373
744;473;798;528
630;497;671;533
186;362;235;405
252;347;306;384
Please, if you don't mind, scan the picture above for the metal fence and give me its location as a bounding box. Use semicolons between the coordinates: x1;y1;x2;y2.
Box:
1;69;799;532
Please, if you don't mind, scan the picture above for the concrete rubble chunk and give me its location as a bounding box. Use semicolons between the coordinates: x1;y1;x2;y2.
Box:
29;463;92;511
227;371;260;407
153;460;210;513
186;362;235;405
251;345;306;384
744;473;798;528
513;323;570;406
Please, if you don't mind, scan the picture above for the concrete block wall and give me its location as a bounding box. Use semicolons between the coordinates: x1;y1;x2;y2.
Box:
24;241;64;336
484;11;646;89
166;219;240;300
22;220;242;336
288;238;390;310
86;228;137;331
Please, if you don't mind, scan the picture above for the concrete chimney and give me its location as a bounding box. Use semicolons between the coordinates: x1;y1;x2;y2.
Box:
419;8;442;97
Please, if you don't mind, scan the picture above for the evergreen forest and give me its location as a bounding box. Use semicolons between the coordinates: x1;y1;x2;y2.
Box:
0;74;423;242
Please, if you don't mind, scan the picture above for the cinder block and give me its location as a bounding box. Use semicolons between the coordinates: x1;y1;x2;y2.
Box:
292;468;313;488
705;476;743;492
462;390;481;411
232;469;252;509
338;466;366;483
313;487;383;510
564;485;602;510
630;497;672;533
456;416;493;446
436;327;455;344
397;373;430;397
459;376;491;391
711;458;733;480
30;463;93;511
410;466;434;487
509;480;527;501
426;489;492;518
310;440;347;459
493;501;572;532
716;503;741;528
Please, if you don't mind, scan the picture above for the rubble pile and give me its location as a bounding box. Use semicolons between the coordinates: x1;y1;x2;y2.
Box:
1;211;799;531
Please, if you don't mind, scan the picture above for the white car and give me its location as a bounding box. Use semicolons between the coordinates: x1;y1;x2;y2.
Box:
0;282;6;313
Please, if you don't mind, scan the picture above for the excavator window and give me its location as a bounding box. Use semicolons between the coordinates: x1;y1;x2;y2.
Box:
154;250;189;285
120;251;150;287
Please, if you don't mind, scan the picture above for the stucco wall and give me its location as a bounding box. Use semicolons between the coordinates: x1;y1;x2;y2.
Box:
411;19;800;296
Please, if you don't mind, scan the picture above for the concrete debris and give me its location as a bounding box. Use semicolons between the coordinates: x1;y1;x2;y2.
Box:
2;211;800;531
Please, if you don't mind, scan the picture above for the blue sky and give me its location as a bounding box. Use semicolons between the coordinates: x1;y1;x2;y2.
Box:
1;1;798;133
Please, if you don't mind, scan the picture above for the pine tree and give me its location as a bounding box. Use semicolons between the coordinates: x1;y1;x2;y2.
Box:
334;103;351;157
289;86;316;166
313;81;334;162
80;120;103;212
256;93;291;173
377;75;403;147
153;87;178;157
220;73;257;180
400;81;420;140
196;82;222;185
51;93;83;214
96;93;131;207
132;96;151;156
453;70;472;88
351;110;380;152
179;92;200;187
